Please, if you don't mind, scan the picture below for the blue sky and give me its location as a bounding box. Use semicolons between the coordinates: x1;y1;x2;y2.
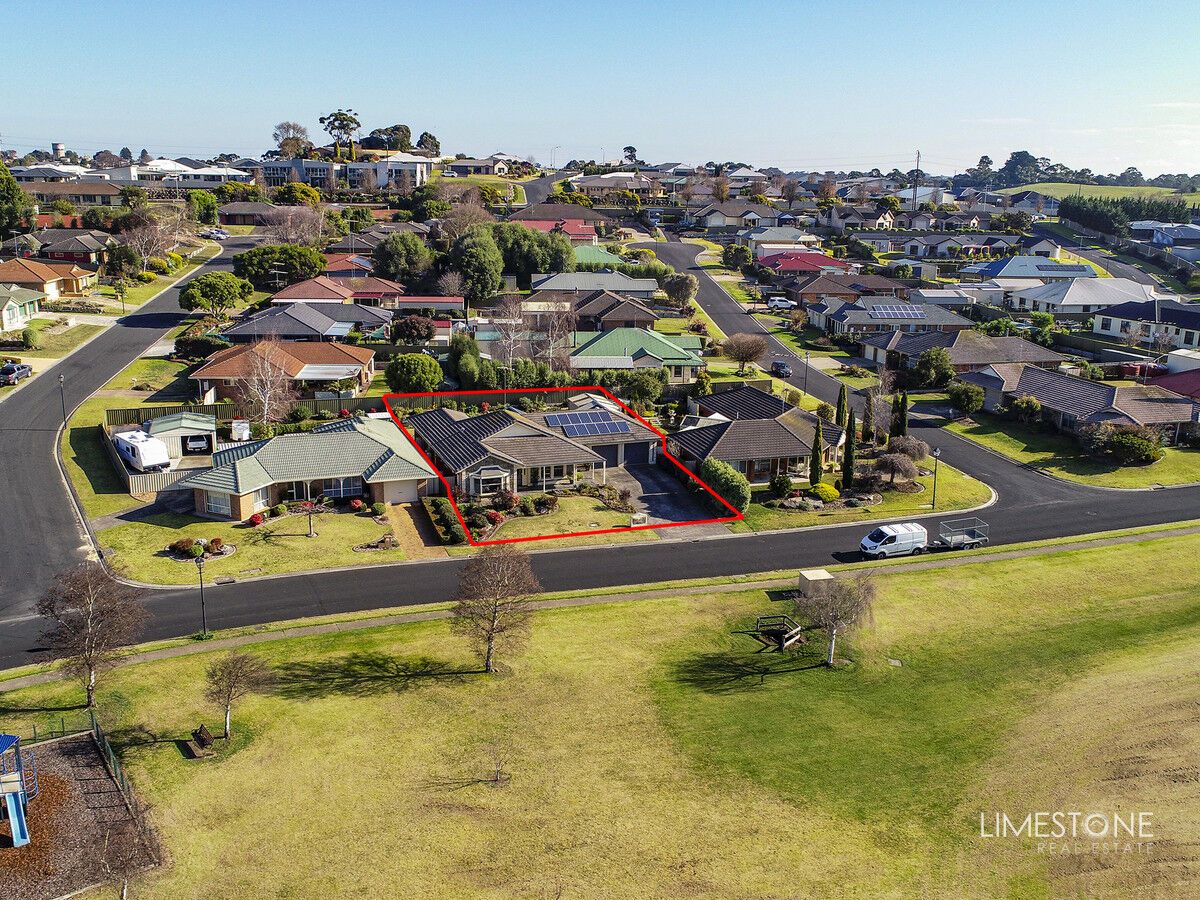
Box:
5;0;1198;175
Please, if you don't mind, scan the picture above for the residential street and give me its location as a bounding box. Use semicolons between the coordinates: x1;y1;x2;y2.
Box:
1031;222;1161;286
2;237;1199;671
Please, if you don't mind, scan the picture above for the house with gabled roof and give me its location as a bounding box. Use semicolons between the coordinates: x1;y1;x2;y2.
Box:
668;386;843;484
959;363;1198;440
0;285;44;331
531;271;658;299
686;201;787;230
736;225;822;258
179;416;439;519
270;275;405;306
859;328;1065;373
0;257;97;298
221;302;392;343
407;399;659;495
782;272;908;306
758;252;851;275
190;341;376;403
567;328;705;383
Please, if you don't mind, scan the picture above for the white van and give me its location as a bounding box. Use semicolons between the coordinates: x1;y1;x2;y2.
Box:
113;431;172;473
860;522;928;559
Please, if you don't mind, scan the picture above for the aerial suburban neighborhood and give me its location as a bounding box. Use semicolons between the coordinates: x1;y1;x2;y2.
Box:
1;2;1198;898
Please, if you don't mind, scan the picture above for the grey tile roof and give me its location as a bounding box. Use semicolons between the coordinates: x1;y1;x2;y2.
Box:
407;407;605;472
859;329;1065;367
698;386;795;420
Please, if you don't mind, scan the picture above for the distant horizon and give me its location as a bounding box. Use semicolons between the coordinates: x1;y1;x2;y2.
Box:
5;0;1198;178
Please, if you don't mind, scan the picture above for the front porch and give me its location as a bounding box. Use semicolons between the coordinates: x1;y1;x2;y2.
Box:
465;461;608;497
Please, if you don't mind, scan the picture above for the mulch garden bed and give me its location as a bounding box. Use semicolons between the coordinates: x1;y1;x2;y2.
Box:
0;736;156;900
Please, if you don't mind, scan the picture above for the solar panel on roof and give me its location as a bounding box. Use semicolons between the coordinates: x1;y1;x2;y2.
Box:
868;304;926;319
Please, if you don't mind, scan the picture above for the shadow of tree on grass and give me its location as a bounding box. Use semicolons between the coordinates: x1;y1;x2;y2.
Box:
670;650;824;695
273;652;477;699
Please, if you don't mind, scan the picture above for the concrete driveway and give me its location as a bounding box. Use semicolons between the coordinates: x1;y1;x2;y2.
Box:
605;465;728;536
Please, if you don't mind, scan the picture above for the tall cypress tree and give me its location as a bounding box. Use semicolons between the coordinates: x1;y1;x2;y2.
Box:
889;393;902;437
809;417;824;486
835;383;848;429
841;410;857;490
861;390;875;445
899;391;910;437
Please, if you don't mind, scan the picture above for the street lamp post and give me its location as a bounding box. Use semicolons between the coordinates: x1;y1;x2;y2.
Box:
803;351;810;398
931;447;942;510
195;555;208;638
58;374;67;425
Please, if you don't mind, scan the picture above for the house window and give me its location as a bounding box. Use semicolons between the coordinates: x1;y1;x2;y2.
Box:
205;492;231;517
252;486;270;511
1186;332;1196;346
321;477;362;498
1100;318;1112;331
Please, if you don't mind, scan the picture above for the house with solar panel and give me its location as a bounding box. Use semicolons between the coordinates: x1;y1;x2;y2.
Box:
406;398;660;496
808;297;973;338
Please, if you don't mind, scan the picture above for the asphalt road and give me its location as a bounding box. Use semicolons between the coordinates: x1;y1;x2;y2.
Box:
1031;223;1160;287
521;170;568;206
3;237;1199;670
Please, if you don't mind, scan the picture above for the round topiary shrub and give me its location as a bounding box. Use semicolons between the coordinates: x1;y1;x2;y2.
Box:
187;543;205;558
371;502;387;517
208;537;224;552
769;473;793;499
247;513;264;526
137;271;157;284
809;482;841;503
271;503;287;517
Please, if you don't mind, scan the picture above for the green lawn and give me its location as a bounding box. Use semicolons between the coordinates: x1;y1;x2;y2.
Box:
945;412;1200;488
3;534;1198;897
98;508;406;585
8;318;106;359
490;496;659;547
754;318;853;359
431;173;527;204
729;459;990;533
96;243;221;311
101;357;193;398
999;182;1190;202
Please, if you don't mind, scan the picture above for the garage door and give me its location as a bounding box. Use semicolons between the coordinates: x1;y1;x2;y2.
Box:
383;479;419;503
623;441;652;466
596;444;620;466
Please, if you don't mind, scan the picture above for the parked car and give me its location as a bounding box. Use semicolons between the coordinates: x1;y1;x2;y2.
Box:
766;298;798;311
183;435;211;452
769;359;793;378
0;363;33;385
860;522;928;559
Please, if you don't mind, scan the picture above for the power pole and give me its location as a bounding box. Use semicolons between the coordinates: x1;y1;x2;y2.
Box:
912;149;921;212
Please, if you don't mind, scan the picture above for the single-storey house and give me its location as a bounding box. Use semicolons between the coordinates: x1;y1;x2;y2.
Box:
959;363;1198;439
218;202;279;227
0;258;97;298
736;226;822;258
686;202;787;230
531;272;658;300
180;416;439;519
757;252;850;276
1092;298;1200;351
270;275;405;306
0;285;44;331
21;180;124;207
323;253;374;278
568;328;705;383
572;290;659;331
508;203;613;225
2;229;119;268
782;272;908;306
190;341;376;403
221;302;393;343
859;328;1065;373
407;400;659;496
960;256;1096;282
1010;277;1156;318
668;386;844;484
446;156;510;176
515;219;598;245
814;297;974;337
381;294;467;315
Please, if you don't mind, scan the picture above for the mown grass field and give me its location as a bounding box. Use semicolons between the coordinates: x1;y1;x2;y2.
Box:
945;413;1200;488
1000;181;1198;204
3;535;1198;897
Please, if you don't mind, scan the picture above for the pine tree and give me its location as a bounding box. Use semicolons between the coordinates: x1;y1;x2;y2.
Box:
809;417;824;486
898;391;909;437
835;383;848;429
842;410;857;489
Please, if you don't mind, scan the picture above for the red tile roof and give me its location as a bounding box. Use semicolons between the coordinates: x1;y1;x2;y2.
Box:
191;341;374;380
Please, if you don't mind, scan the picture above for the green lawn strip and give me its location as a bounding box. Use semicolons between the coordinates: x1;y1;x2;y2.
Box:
96;243;221;310
490;496;658;546
753;317;853;359
101;357;193;397
98;509;405;585
11;318;107;359
944;413;1200;488
652;533;1200;849
998;182;1185;201
4;535;1200;895
728;460;989;533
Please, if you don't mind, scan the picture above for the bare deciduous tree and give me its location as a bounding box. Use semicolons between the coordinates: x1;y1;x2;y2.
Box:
536;306;578;370
122;221;171;272
439;203;495;244
876;452;918;484
264;206;324;246
99;822;147;900
37;561;147;709
795;573;876;666
491;294;529;374
435;269;465;297
235;339;300;424
711;175;731;203
721;333;769;375
450;546;540;674
204;652;276;739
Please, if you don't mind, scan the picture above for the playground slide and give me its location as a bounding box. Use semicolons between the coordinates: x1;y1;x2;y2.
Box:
4;791;29;848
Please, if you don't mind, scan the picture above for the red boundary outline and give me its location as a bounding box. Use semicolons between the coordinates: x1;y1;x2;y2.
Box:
381;386;743;546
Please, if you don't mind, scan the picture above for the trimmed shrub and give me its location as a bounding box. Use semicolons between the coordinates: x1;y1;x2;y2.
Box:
271;503;287;517
697;458;751;514
768;473;793;499
208;537;224;552
371;502;387;517
447;522;467;544
519;497;536;516
350;498;364;511
485;509;505;525
1108;433;1161;466
808;482;840;502
147;257;170;274
174;333;232;360
247;513;264;526
136;271;157;284
536;493;558;513
493;490;519;511
288;404;313;423
169;537;196;553
187;543;205;558
21;326;40;350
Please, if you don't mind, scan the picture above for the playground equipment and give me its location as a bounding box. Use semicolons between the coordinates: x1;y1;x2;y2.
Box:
0;734;38;849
